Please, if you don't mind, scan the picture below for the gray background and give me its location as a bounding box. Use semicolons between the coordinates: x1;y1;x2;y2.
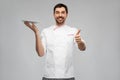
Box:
0;0;120;80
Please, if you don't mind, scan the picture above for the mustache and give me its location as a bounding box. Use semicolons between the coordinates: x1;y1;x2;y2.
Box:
57;16;64;19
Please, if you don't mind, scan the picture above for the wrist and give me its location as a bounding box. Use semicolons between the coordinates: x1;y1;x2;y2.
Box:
34;30;39;35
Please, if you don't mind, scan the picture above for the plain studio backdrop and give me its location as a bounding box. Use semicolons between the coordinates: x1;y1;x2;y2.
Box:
0;0;120;80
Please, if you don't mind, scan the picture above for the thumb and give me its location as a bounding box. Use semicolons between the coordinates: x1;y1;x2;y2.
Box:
31;22;35;26
76;29;81;35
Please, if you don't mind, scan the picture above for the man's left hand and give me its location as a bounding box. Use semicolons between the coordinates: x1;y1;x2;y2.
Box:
75;29;82;44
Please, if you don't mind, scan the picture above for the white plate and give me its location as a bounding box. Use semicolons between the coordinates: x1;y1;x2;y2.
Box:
22;20;39;24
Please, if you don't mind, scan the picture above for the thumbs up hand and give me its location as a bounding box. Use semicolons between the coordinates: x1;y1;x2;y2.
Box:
75;29;82;44
75;29;86;51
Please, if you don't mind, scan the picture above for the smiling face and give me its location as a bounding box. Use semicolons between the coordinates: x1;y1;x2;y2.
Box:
54;7;68;26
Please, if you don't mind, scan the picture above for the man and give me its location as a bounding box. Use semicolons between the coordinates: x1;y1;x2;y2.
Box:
24;3;86;80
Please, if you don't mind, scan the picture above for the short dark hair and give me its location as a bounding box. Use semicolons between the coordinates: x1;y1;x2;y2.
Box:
54;3;68;14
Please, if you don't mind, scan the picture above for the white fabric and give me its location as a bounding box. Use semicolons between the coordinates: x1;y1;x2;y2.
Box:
40;25;79;78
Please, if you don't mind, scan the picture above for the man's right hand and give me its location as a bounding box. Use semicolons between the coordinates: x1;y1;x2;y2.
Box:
24;21;39;33
24;21;44;57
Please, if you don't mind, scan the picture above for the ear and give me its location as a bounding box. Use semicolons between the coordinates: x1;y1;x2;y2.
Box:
66;13;68;17
53;13;56;18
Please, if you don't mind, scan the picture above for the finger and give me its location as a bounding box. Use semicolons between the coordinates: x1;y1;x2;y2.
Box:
76;39;82;42
31;22;38;31
75;37;81;40
31;22;37;27
75;36;81;40
24;21;31;27
31;22;34;25
24;21;28;25
76;29;81;35
75;37;80;39
75;35;80;38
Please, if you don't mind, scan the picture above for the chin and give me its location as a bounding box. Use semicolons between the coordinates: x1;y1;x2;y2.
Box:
58;21;64;24
56;19;65;25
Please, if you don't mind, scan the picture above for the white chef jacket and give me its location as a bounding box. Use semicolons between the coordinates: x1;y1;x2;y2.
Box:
40;24;79;78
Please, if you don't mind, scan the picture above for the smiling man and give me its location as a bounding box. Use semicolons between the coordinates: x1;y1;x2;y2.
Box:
24;3;86;80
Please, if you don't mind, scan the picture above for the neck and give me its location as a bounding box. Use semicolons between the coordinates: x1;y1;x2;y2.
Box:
56;23;65;27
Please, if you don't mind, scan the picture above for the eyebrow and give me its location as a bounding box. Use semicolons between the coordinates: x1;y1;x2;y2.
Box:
55;11;65;12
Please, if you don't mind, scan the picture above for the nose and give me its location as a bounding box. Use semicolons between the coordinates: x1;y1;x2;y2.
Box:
59;13;62;17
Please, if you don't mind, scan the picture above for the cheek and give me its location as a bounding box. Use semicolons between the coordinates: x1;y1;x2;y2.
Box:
54;14;59;17
63;14;67;18
64;16;67;19
54;16;59;20
54;14;57;18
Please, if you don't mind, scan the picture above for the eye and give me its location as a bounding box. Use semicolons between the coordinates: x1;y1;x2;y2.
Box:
62;11;65;14
55;11;59;14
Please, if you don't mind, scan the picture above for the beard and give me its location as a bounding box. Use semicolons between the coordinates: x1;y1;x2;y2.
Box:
55;16;65;25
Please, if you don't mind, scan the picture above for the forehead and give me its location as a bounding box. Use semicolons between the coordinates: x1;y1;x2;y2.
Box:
55;7;66;12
